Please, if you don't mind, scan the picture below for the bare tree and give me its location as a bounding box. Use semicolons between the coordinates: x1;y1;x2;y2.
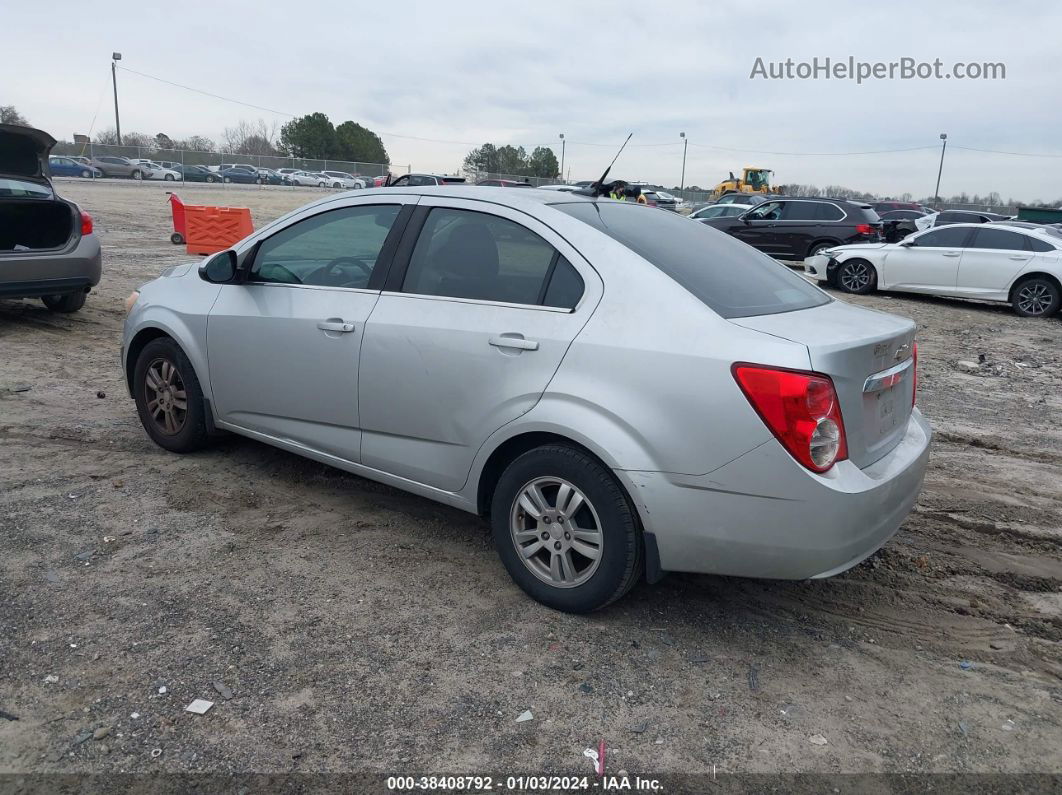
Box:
0;105;30;126
223;119;279;155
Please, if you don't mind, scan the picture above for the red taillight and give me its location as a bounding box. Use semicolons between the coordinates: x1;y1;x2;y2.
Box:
80;210;93;236
911;342;918;407
732;364;848;473
855;223;875;236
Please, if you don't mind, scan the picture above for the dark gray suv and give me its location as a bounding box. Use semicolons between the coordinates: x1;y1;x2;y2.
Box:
0;124;102;312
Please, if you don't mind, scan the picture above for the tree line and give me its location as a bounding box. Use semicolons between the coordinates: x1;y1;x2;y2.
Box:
462;143;560;179
47;110;391;165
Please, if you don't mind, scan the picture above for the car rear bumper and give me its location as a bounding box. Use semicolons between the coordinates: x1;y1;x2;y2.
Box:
623;408;931;580
0;234;102;297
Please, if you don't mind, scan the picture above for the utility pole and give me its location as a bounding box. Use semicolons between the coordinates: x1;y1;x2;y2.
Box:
933;132;947;203
680;132;687;191
559;133;565;183
111;52;123;146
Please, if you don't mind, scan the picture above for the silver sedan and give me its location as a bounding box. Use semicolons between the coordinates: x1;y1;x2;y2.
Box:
122;187;931;612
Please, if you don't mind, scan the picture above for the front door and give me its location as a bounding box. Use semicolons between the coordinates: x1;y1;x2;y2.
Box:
358;198;601;492
731;201;785;256
207;198;413;460
882;225;973;293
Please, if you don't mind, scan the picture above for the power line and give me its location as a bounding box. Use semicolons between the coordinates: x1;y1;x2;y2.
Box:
115;65;1062;160
687;142;939;156
953;145;1062;159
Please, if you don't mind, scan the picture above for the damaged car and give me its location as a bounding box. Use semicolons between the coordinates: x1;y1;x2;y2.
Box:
0;124;102;312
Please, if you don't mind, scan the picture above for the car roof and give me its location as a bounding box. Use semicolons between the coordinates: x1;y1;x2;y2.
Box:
300;184;598;213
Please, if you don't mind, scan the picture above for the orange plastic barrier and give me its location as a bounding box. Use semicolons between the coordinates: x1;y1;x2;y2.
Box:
184;205;254;255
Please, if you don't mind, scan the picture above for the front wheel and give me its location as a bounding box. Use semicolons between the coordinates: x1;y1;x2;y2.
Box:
836;258;877;294
42;292;86;313
80;169;92;178
164;173;175;181
133;337;209;453
206;175;217;183
491;445;642;613
1012;277;1061;317
223;177;232;183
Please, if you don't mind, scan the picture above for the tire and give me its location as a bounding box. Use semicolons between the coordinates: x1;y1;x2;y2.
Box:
223;177;232;184
836;258;877;295
490;445;643;613
132;170;142;180
132;337;209;454
164;173;175;181
256;177;263;185
41;292;86;313
206;176;217;183
80;169;92;178
807;241;836;258
170;232;185;245
1011;276;1061;318
318;182;327;188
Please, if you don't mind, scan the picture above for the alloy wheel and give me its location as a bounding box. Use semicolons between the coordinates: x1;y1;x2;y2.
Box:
144;357;188;436
1017;282;1053;316
510;477;603;588
841;261;872;292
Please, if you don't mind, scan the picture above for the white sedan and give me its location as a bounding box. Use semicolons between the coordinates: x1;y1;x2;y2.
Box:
288;171;327;187
320;171;367;189
691;203;754;220
804;223;1062;317
130;159;181;182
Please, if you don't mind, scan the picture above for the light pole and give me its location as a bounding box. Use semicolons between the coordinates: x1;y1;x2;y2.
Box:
679;132;687;191
111;52;123;146
933;132;947;203
559;133;565;183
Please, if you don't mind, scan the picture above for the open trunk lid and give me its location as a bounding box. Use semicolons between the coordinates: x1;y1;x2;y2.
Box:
731;300;916;468
0;124;56;184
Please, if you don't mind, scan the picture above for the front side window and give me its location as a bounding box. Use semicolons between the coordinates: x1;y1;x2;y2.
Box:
402;207;580;307
746;201;783;221
915;227;972;247
250;205;401;289
553;201;829;319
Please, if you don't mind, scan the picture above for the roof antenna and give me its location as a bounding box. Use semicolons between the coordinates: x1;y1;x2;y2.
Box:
574;133;633;197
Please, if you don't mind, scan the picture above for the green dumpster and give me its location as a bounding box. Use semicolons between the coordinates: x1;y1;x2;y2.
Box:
1016;206;1062;223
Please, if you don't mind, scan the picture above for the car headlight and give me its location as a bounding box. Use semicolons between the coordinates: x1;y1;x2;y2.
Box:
124;290;140;314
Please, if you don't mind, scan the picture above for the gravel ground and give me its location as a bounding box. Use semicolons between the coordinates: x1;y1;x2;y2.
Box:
1;181;1061;781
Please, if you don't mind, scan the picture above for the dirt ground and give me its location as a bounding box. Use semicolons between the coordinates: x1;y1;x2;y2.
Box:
2;181;1061;783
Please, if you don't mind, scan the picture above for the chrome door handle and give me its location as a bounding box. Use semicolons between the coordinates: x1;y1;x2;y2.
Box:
489;335;539;351
1009;255;1030;260
942;252;961;257
317;320;355;333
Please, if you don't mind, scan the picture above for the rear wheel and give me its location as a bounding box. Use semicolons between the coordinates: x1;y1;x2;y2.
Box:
836;258;877;295
206;175;217;183
1012;276;1061;317
132;170;142;180
133;337;209;453
42;292;86;313
807;241;835;258
491;445;642;613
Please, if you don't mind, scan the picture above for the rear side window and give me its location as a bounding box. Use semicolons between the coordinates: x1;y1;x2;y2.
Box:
553;201;829;319
1025;235;1055;253
970;227;1031;252
916;227;972;247
402;207;581;307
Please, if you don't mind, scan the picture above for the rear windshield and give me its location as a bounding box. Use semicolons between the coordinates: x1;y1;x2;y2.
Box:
0;178;53;198
552;202;830;318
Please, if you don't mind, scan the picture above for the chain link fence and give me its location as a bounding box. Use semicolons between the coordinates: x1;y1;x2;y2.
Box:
51;142;394;185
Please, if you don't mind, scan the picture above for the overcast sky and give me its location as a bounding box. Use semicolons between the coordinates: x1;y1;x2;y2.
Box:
5;0;1061;200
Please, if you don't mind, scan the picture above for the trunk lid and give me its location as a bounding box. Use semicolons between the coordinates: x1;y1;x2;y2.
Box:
731;300;916;468
0;124;56;185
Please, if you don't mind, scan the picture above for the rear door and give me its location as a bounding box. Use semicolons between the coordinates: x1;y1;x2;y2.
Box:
881;225;973;293
358;197;602;491
207;196;415;460
955;227;1034;298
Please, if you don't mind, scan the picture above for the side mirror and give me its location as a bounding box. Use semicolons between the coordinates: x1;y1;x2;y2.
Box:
899;239;915;247
199;250;238;283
